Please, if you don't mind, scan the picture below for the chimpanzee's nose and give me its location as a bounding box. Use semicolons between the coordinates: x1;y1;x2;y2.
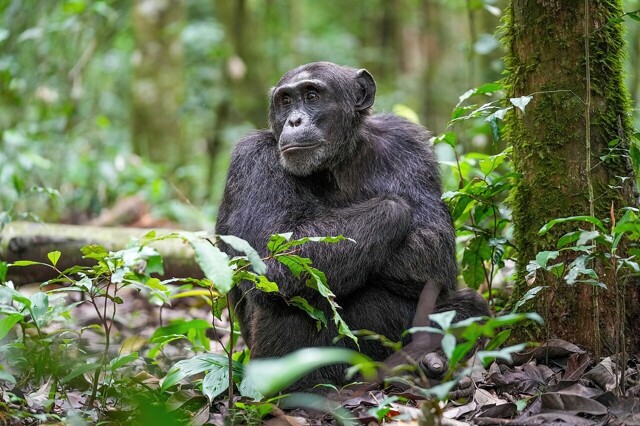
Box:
288;116;302;127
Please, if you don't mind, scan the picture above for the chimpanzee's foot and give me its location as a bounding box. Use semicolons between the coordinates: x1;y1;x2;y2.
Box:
419;351;448;378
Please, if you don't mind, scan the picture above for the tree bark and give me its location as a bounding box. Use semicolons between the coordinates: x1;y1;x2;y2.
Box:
0;222;201;286
505;0;640;355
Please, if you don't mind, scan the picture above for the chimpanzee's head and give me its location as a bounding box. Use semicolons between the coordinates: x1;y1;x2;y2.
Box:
268;62;376;177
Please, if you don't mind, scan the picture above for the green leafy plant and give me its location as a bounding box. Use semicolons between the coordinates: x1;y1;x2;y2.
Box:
152;231;360;420
436;83;525;308
5;236;164;408
528;207;640;288
403;309;543;400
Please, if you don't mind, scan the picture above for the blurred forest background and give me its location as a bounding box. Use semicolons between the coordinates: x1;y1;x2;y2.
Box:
1;0;639;230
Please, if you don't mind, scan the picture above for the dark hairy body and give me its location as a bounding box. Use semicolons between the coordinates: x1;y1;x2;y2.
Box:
215;62;489;389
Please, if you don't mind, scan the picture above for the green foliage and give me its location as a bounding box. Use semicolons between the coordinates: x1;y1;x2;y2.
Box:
529;207;640;289
403;310;543;400
244;347;376;397
0;232;359;422
437;82;519;308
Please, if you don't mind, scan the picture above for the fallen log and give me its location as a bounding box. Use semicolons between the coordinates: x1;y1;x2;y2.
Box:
0;221;203;285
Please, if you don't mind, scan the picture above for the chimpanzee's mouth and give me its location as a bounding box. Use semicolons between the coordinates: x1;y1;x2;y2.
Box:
280;142;320;153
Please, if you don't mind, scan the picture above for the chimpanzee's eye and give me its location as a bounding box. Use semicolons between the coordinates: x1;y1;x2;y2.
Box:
305;91;318;102
281;96;292;106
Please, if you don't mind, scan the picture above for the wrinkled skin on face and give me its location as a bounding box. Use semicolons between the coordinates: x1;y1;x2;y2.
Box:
268;62;375;176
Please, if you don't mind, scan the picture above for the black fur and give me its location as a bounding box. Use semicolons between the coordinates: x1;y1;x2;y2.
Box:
215;62;489;389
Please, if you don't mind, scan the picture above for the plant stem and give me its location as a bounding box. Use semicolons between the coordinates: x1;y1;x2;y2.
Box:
227;296;234;403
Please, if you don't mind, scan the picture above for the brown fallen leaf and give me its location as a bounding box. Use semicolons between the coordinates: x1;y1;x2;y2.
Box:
563;352;591;381
540;392;608;416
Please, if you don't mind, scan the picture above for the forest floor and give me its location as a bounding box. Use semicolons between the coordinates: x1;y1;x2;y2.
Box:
1;284;639;426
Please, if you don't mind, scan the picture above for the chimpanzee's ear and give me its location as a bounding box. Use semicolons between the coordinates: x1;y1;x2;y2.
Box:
355;69;376;112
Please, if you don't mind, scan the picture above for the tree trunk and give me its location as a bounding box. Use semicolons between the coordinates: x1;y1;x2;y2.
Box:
132;0;187;167
629;1;640;109
505;0;640;355
0;222;201;286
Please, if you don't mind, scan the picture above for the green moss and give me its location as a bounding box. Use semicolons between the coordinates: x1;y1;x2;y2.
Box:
501;0;638;350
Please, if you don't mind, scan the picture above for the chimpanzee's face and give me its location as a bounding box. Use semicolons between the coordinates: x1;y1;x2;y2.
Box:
268;62;376;176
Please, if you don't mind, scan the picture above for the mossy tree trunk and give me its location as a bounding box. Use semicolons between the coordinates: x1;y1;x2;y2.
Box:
505;0;640;355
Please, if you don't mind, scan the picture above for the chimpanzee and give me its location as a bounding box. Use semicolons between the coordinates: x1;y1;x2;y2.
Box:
215;62;490;389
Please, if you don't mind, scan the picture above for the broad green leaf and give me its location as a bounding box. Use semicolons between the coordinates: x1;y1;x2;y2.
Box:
557;231;581;249
142;229;157;239
202;365;229;402
441;333;456;360
479;150;509;175
183;234;233;295
267;233;293;254
47;251;61;267
458;88;477;105
485;329;512;351
145;277;168;291
276;254;312;279
289;296;327;329
146;253;164;275
429;311;457;330
452;104;476;120
333;310;358;347
238;377;264;401
511;286;545;314
462;236;492;289
483;312;543;329
244;348;374;397
166;389;203;411
457;83;502;106
576;230;601;247
451;194;473;222
475;82;503;95
449;340;476;366
0;314;23;340
565;255;598;285
151;319;212;342
30;292;49;328
219;235;267;275
488;115;501;144
539;216;606;234
62;362;102;383
305;267;332;298
477;343;527;366
10;260;42;267
535;251;559;268
256;276;279;293
161;353;234;391
109;352;139;370
435;132;457;148
81;244;109;261
510;96;532;113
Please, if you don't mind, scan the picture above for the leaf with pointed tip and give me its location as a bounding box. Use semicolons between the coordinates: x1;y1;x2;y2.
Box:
219;235;267;275
47;251;61;267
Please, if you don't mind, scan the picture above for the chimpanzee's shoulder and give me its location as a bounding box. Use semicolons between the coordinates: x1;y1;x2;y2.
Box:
371;113;432;141
231;130;278;162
